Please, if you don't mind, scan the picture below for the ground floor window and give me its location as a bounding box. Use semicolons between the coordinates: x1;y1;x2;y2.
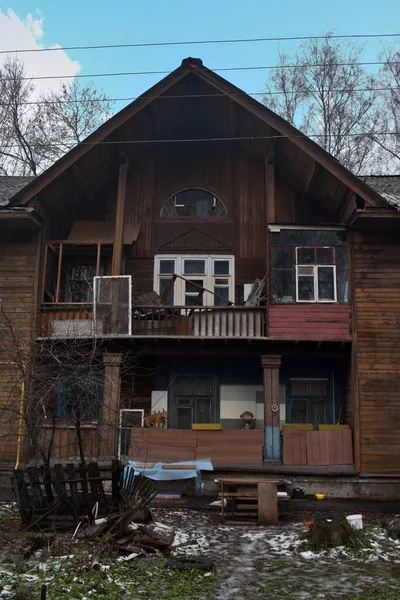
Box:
169;376;218;429
288;378;329;425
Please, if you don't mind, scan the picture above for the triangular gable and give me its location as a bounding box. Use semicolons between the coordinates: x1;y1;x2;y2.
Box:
159;228;231;252
10;57;387;210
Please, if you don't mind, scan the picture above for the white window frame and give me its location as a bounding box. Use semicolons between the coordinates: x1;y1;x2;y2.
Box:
295;247;337;303
154;255;235;306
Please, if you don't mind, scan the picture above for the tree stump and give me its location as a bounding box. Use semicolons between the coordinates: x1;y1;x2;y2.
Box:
308;515;353;549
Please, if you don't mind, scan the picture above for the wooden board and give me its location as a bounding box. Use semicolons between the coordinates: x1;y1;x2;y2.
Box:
306;431;331;466
282;429;307;466
329;429;353;465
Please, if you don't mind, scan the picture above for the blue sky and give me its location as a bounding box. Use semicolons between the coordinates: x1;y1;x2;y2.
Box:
1;0;400;108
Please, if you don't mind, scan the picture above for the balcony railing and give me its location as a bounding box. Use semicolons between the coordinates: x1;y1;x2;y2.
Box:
40;304;267;339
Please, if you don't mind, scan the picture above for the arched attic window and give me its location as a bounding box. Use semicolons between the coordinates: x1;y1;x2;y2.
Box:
161;188;227;218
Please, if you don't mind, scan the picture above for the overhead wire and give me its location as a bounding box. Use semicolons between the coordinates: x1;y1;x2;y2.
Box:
3;132;400;150
0;86;398;107
1;61;400;83
1;32;400;55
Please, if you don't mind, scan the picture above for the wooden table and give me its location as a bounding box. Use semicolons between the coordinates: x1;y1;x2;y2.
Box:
219;478;280;525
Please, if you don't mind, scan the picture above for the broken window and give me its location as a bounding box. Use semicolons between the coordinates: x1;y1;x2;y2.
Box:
43;243;111;303
154;255;234;306
271;229;349;304
56;371;103;422
161;189;227;218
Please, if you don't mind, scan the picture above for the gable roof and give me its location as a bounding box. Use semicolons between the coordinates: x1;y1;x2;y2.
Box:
361;176;400;210
2;58;394;211
0;176;35;207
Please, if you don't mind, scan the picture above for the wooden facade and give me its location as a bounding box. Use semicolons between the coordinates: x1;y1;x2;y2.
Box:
0;58;399;480
353;229;400;475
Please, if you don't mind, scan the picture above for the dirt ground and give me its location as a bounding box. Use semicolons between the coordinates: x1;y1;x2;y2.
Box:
0;502;399;599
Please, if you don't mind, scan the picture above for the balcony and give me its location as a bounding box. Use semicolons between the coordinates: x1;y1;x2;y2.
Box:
39;304;267;339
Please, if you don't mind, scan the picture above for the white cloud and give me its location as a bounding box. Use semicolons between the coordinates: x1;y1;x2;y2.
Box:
0;8;81;95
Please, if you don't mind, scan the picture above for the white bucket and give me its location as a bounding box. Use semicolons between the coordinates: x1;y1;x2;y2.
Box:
346;514;363;530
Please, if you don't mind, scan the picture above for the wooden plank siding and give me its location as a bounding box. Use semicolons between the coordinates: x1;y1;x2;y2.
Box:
269;305;351;340
0;239;39;461
353;231;400;475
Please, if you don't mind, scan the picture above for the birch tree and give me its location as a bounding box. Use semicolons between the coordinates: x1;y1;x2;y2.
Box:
263;34;379;174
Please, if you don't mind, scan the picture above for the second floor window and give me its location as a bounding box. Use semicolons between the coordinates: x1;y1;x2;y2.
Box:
271;229;349;304
296;247;336;302
155;255;234;306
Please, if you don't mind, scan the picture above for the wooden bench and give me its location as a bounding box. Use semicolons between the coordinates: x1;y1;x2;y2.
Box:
219;478;280;525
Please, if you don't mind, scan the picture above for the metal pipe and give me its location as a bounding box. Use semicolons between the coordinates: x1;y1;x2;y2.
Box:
0;361;26;469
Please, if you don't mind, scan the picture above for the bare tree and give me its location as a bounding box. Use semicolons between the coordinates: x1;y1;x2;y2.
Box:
38;80;114;160
0;56;114;176
263;34;379;174
370;46;400;173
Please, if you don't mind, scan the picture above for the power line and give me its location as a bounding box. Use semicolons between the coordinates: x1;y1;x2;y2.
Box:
1;86;398;107
1;32;400;55
4;132;400;150
2;61;399;83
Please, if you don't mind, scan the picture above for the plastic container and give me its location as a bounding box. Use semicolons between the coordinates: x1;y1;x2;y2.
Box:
346;514;363;530
315;493;325;500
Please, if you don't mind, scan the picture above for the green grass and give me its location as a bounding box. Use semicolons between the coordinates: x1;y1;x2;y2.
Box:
0;553;219;600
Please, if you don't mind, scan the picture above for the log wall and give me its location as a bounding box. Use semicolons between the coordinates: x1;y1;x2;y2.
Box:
353;230;400;475
0;239;39;461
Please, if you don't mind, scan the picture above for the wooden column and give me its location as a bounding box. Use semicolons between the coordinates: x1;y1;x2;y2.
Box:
111;160;128;276
101;353;123;456
261;355;281;460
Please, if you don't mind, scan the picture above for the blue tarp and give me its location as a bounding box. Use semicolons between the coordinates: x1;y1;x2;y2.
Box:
125;459;214;490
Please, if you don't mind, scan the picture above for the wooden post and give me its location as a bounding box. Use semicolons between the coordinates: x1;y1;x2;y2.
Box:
111;160;128;276
258;482;278;525
261;355;281;460
101;354;123;457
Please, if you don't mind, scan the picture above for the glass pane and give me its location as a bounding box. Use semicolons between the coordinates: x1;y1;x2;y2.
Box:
291;381;308;396
215;278;228;285
309;381;328;397
272;270;295;303
195;398;212;423
186;279;204;293
159;260;175;274
214;286;229;306
177;406;193;429
297;248;315;264
337;270;350;303
297;266;314;276
317;267;335;301
316;247;334;264
336;246;349;270
311;400;325;425
184;260;206;274
185;295;203;306
214;260;230;275
298;275;315;301
291;399;307;424
160;277;174;305
272;247;295;269
273;230;346;247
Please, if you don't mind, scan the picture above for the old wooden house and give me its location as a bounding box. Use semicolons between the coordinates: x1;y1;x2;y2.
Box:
1;58;399;493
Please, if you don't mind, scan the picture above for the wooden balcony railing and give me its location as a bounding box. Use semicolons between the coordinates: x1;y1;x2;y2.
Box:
40;304;267;339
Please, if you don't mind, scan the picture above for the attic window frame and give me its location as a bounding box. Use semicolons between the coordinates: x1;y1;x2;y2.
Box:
160;188;228;219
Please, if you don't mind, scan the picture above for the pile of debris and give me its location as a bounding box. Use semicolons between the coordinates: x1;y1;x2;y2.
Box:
76;471;175;558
